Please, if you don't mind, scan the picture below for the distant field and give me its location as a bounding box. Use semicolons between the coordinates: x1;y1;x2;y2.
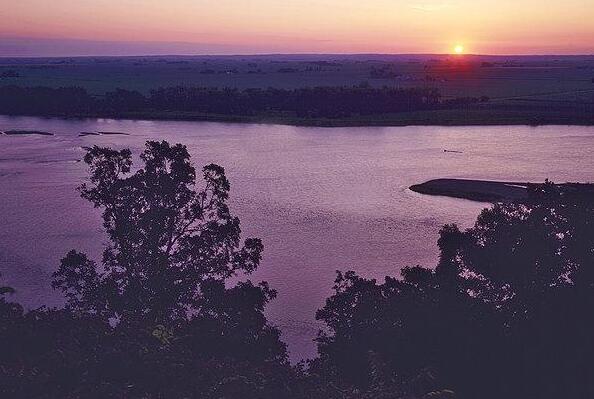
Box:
0;54;593;126
1;54;593;98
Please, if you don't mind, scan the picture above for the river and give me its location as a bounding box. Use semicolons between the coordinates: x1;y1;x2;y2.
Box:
1;115;593;360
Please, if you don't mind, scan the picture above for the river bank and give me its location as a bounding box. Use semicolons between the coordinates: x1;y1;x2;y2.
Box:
410;179;594;202
2;105;594;128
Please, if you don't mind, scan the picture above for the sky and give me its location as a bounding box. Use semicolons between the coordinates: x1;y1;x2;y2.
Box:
1;0;593;56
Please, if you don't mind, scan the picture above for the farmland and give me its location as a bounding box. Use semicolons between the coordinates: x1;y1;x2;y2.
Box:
0;54;593;125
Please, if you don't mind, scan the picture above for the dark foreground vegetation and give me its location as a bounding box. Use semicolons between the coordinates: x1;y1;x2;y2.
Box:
0;84;490;124
2;140;594;398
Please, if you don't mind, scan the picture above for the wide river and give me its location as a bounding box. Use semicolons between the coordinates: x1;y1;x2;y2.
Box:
1;115;594;360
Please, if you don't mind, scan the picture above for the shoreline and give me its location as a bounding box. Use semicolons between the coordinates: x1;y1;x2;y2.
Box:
410;179;531;202
1;107;594;128
410;179;594;202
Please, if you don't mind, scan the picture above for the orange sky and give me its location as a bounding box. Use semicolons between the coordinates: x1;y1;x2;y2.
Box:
1;0;593;55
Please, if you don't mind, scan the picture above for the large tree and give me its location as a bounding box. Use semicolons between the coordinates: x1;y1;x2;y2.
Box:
1;141;292;398
54;140;266;327
315;182;594;399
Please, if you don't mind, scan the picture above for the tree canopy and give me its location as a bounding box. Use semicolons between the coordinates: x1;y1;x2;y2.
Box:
1;142;593;398
1;141;292;398
0;84;486;120
313;182;594;399
53;141;265;327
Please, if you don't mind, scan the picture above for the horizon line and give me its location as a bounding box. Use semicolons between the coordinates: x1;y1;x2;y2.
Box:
1;52;594;59
1;36;593;59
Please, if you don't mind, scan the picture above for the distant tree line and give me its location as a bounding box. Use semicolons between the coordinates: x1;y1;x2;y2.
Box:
2;141;593;398
0;70;20;78
0;85;487;120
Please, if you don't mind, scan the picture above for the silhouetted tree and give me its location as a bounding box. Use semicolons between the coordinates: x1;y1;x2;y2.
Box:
314;182;594;399
54;141;266;326
1;141;294;398
3;150;594;399
438;181;594;399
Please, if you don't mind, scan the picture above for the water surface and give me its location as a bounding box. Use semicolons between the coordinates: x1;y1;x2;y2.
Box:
1;115;593;360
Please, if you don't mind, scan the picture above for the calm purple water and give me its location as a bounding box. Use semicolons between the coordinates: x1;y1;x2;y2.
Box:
1;115;594;360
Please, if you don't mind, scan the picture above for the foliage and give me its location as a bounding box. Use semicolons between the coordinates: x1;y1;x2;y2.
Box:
1;141;293;398
314;182;594;399
2;142;594;398
0;84;484;120
147;86;442;118
53;141;265;327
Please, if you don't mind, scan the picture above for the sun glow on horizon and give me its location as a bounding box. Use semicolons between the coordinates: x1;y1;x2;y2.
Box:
1;0;594;56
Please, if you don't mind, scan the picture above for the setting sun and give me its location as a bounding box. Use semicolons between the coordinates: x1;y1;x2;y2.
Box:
2;0;594;396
